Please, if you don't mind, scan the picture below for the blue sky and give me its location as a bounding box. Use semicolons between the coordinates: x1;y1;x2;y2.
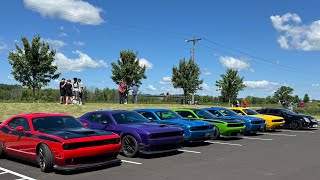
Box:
1;0;320;99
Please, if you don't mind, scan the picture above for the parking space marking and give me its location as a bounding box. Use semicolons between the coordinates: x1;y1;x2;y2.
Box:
0;172;8;175
260;133;297;137
121;160;142;165
0;167;36;180
241;137;273;141
178;149;201;154
205;141;243;146
280;130;315;134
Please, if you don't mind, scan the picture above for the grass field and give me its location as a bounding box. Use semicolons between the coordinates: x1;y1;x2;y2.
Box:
1;103;320;122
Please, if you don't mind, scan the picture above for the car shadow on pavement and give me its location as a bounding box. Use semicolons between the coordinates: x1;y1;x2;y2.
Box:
5;156;39;169
139;150;183;159
55;162;122;175
183;141;212;147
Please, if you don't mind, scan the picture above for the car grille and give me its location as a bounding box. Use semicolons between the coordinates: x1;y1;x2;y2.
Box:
272;119;284;122
66;153;115;165
63;138;120;150
190;125;214;131
227;123;244;127
251;121;264;124
149;131;183;139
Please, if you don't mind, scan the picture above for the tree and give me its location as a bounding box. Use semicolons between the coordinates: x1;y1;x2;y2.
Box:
215;69;245;103
172;58;203;103
274;86;293;101
111;50;147;86
303;94;310;103
8;35;60;102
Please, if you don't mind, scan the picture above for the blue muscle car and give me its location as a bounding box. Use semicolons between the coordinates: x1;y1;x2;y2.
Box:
202;107;266;134
134;109;216;142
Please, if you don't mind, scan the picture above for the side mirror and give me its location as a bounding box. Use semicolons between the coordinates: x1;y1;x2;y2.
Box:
187;115;193;119
82;123;89;127
148;117;154;121
101;121;108;125
15;126;24;131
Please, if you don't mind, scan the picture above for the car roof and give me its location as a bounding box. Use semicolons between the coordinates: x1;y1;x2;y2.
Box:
175;108;200;111
206;107;228;110
12;113;71;118
94;110;131;114
135;108;171;111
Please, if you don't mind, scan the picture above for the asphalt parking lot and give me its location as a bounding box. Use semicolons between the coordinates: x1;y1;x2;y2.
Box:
1;129;319;180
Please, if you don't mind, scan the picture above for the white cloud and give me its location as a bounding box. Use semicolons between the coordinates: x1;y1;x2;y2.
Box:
7;75;14;80
312;84;319;87
13;40;20;44
159;76;172;85
270;13;320;51
160;86;182;94
42;38;66;49
219;56;253;71
24;0;104;25
0;41;7;50
146;85;157;91
73;41;85;46
202;69;212;75
139;58;153;70
59;32;68;37
54;50;108;73
200;83;211;91
244;80;279;89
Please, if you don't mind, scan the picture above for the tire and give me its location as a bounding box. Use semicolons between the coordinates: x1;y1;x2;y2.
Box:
0;142;4;158
290;120;303;130
212;127;220;140
121;135;139;157
37;144;54;173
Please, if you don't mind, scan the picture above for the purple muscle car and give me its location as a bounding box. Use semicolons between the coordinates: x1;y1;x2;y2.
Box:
79;110;184;157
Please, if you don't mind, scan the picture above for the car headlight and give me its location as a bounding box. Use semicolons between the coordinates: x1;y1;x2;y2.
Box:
303;117;310;123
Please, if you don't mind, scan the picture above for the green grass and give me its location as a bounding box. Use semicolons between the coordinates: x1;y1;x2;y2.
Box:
1;102;320;122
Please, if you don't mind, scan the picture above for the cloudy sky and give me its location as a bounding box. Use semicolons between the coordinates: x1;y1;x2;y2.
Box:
0;0;320;99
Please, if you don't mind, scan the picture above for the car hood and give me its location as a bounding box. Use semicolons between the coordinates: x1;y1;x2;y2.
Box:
204;118;243;124
117;123;183;134
225;115;262;122
40;127;114;140
251;114;283;120
289;114;317;121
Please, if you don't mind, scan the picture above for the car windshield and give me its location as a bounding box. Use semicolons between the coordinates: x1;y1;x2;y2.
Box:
281;109;296;115
219;109;238;116
32;116;83;131
194;109;216;119
112;112;150;124
156;111;182;120
243;109;259;115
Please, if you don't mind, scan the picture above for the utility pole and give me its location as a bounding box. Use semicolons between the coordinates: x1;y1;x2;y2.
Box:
185;36;201;105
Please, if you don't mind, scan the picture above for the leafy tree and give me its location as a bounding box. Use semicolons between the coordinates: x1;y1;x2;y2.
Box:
111;50;147;86
8;35;60;101
216;69;245;103
172;58;203;103
274;86;293;101
303;94;310;103
266;96;278;104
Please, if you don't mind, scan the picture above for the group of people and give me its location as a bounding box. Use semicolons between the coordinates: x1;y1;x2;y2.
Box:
118;81;139;104
59;78;84;105
232;98;247;108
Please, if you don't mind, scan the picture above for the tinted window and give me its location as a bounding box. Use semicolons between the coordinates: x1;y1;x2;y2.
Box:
94;114;114;124
155;111;182;120
8;118;30;131
32;116;83;131
193;109;216;119
176;111;196;118
86;113;96;122
243;109;259;115
268;109;280;115
281;109;296;115
219;109;238;116
207;110;221;117
140;112;158;120
112;112;150;124
232;109;246;115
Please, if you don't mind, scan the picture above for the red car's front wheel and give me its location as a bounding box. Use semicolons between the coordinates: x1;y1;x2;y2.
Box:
37;144;54;173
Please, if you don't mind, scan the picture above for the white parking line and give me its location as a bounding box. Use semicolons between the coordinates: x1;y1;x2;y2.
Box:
280;130;315;134
178;149;201;154
0;172;8;175
261;133;297;137
241;137;273;141
121;160;142;165
205;141;243;146
0;167;36;180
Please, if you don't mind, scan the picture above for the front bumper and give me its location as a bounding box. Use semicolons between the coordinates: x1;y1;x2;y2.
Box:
54;158;121;171
185;129;215;142
305;121;318;129
220;127;245;137
139;136;183;154
266;121;285;130
245;124;266;133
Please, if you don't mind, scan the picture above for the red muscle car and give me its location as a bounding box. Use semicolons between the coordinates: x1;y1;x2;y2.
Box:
0;113;121;172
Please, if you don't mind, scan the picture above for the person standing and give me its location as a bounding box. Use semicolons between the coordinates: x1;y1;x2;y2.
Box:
59;78;66;104
118;81;125;104
131;83;139;104
72;78;80;104
243;99;247;108
65;80;73;105
123;82;129;104
78;78;84;105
